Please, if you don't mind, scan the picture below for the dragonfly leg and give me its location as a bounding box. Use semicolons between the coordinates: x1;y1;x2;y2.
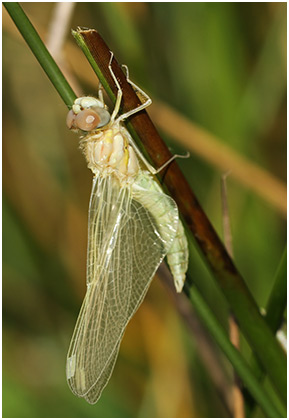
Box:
97;82;105;106
108;54;152;124
115;67;152;123
110;54;189;173
150;152;190;174
124;128;190;175
108;51;123;123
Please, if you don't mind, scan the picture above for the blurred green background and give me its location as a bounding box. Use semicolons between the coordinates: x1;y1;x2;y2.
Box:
3;3;286;418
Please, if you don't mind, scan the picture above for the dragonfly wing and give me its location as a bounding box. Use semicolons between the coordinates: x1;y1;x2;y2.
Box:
83;339;121;404
67;173;178;403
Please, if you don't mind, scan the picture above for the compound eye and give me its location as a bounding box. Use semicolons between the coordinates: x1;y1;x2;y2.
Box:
75;109;100;131
94;107;111;128
66;109;76;129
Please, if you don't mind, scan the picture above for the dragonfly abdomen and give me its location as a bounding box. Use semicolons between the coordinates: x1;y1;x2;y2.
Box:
133;173;188;292
167;219;189;293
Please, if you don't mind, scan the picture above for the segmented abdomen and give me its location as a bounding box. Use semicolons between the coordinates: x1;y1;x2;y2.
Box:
133;172;188;292
166;220;188;292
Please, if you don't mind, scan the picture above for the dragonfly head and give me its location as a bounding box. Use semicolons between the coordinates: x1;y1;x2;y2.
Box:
66;96;111;132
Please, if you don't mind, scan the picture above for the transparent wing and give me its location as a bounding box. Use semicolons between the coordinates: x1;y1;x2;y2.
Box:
66;173;178;404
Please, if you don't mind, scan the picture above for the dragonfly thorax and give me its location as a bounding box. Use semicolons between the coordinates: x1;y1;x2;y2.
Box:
81;125;140;182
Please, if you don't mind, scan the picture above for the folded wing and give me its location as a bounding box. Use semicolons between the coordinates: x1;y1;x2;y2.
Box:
66;173;178;403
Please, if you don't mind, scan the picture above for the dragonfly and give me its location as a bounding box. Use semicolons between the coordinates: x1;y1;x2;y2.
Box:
66;52;189;404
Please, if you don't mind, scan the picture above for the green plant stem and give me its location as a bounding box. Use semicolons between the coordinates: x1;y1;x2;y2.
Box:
246;245;287;415
4;2;76;107
184;281;285;418
265;245;287;331
73;28;287;405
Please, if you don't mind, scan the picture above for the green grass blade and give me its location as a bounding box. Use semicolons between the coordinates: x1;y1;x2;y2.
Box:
184;281;286;418
265;245;287;331
3;2;76;107
246;245;287;415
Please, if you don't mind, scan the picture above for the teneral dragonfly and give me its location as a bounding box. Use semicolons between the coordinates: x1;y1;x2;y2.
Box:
66;53;188;404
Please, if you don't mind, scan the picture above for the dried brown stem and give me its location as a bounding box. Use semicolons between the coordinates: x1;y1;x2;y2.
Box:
221;174;245;418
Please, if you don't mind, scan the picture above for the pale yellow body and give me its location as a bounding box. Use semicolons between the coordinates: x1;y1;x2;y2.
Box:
82;125;139;181
66;91;189;404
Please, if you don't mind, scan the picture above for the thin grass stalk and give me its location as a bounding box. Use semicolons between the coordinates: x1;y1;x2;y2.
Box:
221;174;245;418
4;2;76;107
246;245;287;415
184;280;285;418
265;246;287;331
